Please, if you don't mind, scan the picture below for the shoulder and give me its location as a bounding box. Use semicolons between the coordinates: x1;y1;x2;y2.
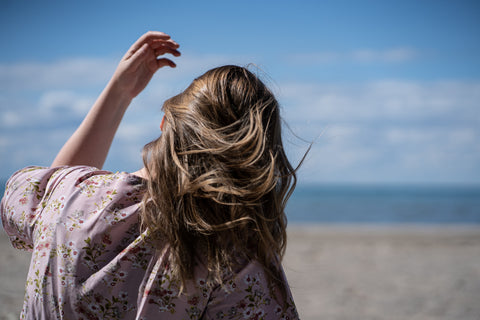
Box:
1;165;145;249
2;165;142;207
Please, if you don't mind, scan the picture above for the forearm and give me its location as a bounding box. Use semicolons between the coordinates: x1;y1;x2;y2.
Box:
51;81;132;168
50;31;179;169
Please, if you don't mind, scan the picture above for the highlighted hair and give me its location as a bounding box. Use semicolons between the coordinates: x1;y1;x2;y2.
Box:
141;65;297;300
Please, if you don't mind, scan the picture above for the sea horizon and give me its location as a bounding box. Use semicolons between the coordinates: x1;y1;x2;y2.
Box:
1;178;480;225
286;183;480;224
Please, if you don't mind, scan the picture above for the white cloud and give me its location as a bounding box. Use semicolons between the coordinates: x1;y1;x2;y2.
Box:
0;136;8;149
385;127;478;146
290;47;418;64
1;90;96;130
1;111;23;127
0;53;244;175
0;58;117;90
293;123;480;184
279;80;480;184
351;48;417;63
279;80;480;124
39;90;93;116
1;54;479;184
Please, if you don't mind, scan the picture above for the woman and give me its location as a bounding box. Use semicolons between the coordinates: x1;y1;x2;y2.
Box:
1;31;299;319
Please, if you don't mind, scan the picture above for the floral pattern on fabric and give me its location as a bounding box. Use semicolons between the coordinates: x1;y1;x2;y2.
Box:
1;166;299;319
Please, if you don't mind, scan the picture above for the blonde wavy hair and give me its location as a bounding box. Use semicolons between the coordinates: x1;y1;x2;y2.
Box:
140;65;298;299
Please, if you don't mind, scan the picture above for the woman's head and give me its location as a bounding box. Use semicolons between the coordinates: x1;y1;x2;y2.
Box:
141;65;296;296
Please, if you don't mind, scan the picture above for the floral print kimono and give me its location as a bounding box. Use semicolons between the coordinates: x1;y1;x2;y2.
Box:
1;166;298;319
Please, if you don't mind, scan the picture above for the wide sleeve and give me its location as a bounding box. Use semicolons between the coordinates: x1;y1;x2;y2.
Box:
0;165;106;251
204;261;299;320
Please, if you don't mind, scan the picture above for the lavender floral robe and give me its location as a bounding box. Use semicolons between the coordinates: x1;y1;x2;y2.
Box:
1;166;298;319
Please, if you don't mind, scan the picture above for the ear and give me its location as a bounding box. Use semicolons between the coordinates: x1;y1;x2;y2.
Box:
160;115;165;131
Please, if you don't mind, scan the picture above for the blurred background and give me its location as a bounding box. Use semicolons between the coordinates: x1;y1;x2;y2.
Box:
1;1;479;319
1;0;479;186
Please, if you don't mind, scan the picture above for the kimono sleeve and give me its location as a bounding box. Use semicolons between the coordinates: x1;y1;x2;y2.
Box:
0;166;103;251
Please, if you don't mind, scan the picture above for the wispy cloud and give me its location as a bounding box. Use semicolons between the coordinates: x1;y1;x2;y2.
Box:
289;47;418;65
0;54;251;174
39;90;94;117
351;48;417;63
279;80;480;123
1;55;479;184
279;80;480;184
0;58;117;90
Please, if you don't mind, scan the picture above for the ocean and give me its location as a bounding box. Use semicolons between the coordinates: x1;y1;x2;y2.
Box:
286;184;480;224
1;179;479;224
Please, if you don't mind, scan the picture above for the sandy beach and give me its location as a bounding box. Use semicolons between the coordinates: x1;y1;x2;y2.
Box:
1;225;480;320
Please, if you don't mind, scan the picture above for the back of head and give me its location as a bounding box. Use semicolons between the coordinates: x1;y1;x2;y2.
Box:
141;65;296;296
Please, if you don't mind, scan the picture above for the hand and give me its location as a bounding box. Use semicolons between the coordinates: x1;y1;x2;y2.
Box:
111;31;181;99
51;31;180;169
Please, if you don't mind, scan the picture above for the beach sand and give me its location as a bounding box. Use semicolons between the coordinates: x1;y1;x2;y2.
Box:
1;225;480;320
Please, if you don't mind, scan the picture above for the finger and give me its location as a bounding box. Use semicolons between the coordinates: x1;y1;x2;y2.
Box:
150;39;180;50
126;43;150;69
156;58;176;69
124;31;172;59
154;46;181;57
135;31;171;47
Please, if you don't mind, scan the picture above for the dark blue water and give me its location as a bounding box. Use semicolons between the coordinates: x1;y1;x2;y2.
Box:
2;179;480;224
286;184;480;224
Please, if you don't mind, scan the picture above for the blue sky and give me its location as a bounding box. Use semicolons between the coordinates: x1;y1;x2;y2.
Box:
1;0;479;185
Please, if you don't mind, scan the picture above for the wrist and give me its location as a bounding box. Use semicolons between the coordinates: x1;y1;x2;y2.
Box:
103;79;134;111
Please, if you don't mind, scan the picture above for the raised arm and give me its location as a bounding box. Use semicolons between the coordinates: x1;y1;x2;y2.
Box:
51;31;180;168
